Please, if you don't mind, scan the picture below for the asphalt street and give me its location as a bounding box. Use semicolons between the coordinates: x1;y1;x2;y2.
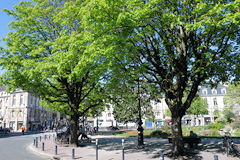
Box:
0;132;49;160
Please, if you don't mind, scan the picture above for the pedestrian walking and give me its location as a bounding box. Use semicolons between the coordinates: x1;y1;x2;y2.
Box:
22;126;26;135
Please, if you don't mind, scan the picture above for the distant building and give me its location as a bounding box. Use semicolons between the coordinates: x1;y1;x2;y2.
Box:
198;84;227;125
92;84;229;129
151;84;228;127
0;86;58;132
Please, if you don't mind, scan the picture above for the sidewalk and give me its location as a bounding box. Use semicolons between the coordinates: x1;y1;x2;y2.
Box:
28;133;240;160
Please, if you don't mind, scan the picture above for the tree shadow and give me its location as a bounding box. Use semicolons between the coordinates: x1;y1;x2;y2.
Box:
82;137;239;159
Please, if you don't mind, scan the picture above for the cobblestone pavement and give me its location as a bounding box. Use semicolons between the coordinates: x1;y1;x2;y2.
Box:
29;133;240;160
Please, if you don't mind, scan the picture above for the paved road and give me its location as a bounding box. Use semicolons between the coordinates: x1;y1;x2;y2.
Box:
0;132;49;160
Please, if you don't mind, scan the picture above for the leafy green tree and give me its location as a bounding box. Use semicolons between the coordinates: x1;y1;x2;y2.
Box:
82;0;240;155
186;97;208;116
223;106;235;123
0;0;109;146
224;83;240;107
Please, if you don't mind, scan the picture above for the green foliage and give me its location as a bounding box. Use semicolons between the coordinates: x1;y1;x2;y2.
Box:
213;109;221;118
215;116;227;124
206;123;224;130
224;83;240;107
186;96;208;116
235;131;240;137
200;129;221;137
112;81;155;124
0;0;108;118
231;121;240;129
234;129;240;137
223;106;235;123
165;108;172;117
0;0;113;146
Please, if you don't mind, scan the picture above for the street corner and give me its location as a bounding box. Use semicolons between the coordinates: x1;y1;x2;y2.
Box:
27;143;60;160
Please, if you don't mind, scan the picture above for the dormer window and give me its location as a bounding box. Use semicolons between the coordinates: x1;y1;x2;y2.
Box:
202;89;207;95
212;89;217;94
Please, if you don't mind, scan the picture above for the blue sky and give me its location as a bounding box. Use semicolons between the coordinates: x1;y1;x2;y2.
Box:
0;0;22;75
0;0;21;47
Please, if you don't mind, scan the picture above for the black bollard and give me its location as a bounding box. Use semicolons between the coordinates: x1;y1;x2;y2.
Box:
214;155;218;160
122;139;124;160
96;139;98;160
72;148;75;160
36;137;38;148
33;139;36;146
55;145;57;155
42;142;44;151
40;136;42;142
44;135;47;140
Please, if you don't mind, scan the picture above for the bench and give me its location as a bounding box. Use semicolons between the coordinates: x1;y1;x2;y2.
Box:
168;136;201;148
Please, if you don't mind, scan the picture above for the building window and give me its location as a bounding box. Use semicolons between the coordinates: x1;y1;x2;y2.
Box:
29;95;32;105
213;98;218;106
108;113;111;117
35;98;38;106
11;110;15;117
156;112;161;117
12;95;16;106
212;89;217;94
202;89;207;95
19;110;23;117
20;95;24;105
32;97;35;106
156;103;161;109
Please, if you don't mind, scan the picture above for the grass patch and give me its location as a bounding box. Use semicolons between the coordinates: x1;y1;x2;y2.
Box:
113;126;240;139
114;129;170;138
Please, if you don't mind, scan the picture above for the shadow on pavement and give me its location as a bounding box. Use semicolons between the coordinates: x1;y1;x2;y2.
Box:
81;136;234;160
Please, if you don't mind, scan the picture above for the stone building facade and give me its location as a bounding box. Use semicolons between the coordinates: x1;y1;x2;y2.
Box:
151;84;228;127
0;86;57;132
91;84;229;128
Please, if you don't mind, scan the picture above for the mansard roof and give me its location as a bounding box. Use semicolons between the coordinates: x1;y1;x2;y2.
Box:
199;84;228;95
0;86;6;92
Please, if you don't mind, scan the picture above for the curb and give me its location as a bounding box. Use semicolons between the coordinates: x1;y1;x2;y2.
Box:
27;143;62;160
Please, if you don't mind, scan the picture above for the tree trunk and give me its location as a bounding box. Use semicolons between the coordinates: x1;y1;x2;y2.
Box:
69;114;80;147
171;114;184;156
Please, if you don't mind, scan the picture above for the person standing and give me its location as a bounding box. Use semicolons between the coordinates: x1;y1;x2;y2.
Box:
22;126;26;135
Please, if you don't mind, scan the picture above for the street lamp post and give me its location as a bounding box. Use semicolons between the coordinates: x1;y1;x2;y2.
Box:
84;96;87;126
137;79;144;147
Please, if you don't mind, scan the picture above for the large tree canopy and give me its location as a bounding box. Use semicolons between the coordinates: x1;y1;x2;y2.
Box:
82;0;240;155
0;0;110;146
